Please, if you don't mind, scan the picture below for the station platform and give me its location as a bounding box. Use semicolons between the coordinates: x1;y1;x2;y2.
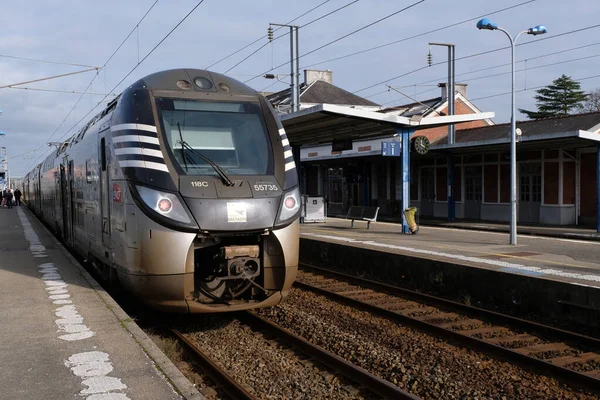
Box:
379;215;600;242
0;206;202;400
300;218;600;330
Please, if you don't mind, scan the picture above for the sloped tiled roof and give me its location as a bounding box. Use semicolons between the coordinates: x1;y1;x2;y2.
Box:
267;80;379;107
448;111;600;144
379;97;443;117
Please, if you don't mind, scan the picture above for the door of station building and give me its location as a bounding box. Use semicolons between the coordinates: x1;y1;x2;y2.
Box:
519;163;541;223
420;167;434;216
327;167;346;216
465;166;482;220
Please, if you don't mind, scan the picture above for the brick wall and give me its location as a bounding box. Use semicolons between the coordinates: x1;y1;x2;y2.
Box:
417;99;491;144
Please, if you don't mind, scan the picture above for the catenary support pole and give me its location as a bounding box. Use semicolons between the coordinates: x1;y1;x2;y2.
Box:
596;143;600;233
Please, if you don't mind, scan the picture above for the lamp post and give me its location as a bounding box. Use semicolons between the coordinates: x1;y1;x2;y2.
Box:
476;18;547;245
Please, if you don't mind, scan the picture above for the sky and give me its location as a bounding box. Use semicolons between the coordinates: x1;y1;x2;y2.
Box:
0;0;599;177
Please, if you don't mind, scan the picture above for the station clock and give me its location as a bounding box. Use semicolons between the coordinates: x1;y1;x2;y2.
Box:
412;135;430;155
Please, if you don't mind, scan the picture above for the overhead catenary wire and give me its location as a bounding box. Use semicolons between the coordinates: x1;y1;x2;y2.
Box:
53;0;208;146
301;0;536;70
470;73;600;102
352;22;600;98
206;0;332;70
223;0;359;74
27;0;162;167
0;68;98;89
0;53;98;69
8;86;116;96
374;44;600;105
244;0;426;84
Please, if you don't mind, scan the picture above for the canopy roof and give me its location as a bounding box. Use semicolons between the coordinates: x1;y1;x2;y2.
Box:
280;103;495;146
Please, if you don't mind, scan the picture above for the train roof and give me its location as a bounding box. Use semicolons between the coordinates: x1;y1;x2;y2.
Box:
128;68;258;96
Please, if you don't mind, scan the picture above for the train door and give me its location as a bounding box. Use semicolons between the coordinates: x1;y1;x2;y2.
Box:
64;160;75;246
60;164;69;241
99;137;111;248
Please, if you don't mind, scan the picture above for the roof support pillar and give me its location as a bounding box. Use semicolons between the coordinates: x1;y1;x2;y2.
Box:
397;127;414;233
596;143;600;233
448;155;455;222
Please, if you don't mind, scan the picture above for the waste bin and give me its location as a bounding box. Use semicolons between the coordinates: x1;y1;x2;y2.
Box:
403;207;419;234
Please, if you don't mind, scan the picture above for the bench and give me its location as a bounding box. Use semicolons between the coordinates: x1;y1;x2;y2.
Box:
339;206;380;229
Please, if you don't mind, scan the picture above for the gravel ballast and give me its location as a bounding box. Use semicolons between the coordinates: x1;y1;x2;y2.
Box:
256;281;597;399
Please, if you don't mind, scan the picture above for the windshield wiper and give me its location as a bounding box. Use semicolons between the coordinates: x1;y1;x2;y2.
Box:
176;122;189;171
175;123;235;187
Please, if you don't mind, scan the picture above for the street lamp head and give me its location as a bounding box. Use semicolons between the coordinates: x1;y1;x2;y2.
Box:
0;132;5;136
476;18;498;31
527;25;547;35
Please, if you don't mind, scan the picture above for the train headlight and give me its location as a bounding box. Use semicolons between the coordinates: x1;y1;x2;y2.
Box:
276;187;300;224
157;198;173;213
136;185;192;224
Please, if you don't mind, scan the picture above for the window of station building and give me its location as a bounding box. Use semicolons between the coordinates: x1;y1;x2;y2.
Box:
454;166;462;202
483;153;498;163
435;166;447;201
484;164;498;203
500;164;510;203
544;149;559;159
463;154;482;164
543;162;559;204
563;161;575;205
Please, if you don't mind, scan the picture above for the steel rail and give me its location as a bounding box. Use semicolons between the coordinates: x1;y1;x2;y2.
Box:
297;263;600;394
240;311;419;400
171;328;257;400
300;263;600;348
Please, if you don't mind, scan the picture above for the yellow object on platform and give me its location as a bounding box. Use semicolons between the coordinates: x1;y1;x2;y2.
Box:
404;207;419;234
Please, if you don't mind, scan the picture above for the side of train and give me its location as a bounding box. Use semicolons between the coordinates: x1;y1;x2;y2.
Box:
24;69;300;313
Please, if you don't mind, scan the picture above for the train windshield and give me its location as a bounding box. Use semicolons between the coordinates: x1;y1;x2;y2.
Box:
157;98;273;176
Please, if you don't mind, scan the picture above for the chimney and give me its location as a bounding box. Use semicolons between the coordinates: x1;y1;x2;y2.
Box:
304;69;333;86
439;82;467;100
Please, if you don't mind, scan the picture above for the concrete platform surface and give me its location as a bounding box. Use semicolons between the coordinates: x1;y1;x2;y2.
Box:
0;206;203;400
301;218;600;289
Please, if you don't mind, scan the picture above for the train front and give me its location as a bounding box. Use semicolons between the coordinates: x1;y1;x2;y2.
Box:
112;69;299;313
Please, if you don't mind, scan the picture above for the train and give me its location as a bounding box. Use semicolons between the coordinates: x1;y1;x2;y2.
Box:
23;69;300;313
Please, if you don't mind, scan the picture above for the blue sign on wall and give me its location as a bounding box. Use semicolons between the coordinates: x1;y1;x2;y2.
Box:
381;141;401;157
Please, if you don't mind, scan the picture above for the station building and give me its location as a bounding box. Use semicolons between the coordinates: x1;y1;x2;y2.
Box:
267;70;600;228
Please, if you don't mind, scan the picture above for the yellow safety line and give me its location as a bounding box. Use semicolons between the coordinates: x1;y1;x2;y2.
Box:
303;227;596;272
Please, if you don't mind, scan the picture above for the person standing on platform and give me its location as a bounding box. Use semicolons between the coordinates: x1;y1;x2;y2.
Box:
5;189;13;209
14;188;21;206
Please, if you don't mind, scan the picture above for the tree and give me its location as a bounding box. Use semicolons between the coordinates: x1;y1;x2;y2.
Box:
582;88;600;112
519;74;588;119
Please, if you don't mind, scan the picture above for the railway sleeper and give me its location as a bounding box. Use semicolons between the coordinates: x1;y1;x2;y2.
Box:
513;342;571;355
550;352;600;367
438;318;484;329
459;326;510;336
485;333;538;345
417;312;461;323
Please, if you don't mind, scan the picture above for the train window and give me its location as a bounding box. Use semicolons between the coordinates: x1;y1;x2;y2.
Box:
86;160;92;183
100;138;106;171
156;98;273;176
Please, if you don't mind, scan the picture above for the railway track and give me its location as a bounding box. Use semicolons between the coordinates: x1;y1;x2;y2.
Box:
297;263;600;394
171;312;418;400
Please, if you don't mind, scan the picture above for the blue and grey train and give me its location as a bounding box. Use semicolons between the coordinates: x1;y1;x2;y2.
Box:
24;69;300;313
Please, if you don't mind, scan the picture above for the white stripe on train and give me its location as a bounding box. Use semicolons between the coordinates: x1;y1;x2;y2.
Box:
111;123;157;133
118;160;169;172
